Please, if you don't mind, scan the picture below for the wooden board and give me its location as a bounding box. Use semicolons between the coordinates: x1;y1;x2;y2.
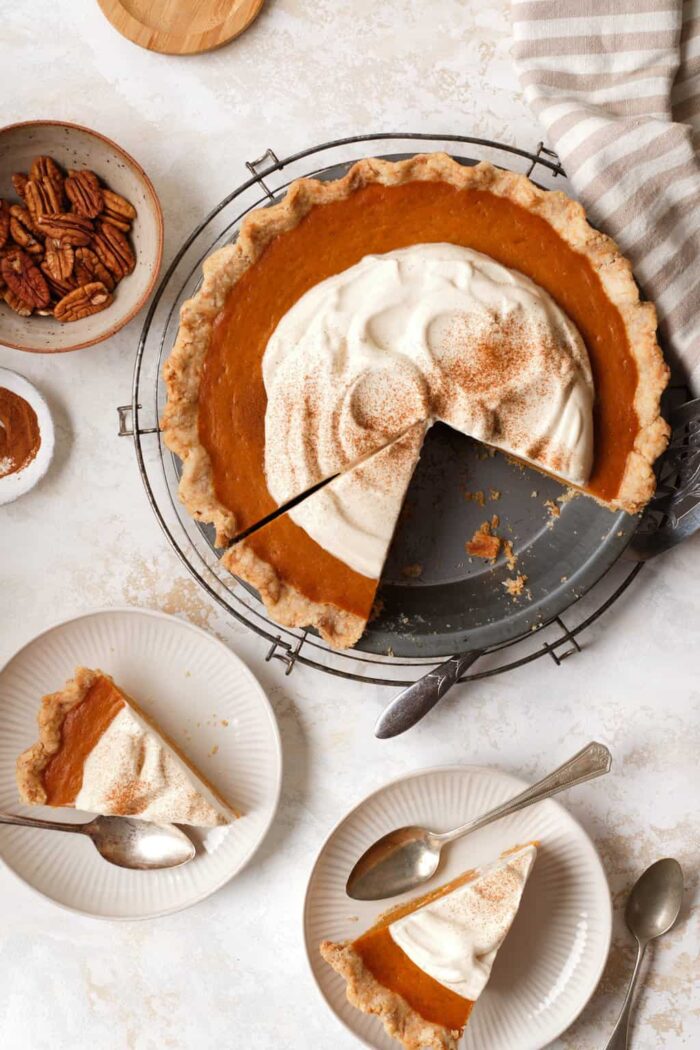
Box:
97;0;265;55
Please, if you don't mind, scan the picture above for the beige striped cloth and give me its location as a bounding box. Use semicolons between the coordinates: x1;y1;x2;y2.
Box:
512;0;700;388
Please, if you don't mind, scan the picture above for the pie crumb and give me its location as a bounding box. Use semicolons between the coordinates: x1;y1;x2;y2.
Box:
530;490;538;498
502;539;518;571
464;489;485;507
221;719;229;727
209;744;219;757
491;513;500;528
466;521;501;560
401;563;423;578
544;499;561;520
489;489;501;501
503;574;528;597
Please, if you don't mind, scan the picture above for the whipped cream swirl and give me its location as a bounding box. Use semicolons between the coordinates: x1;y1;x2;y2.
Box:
388;844;537;1002
262;243;594;572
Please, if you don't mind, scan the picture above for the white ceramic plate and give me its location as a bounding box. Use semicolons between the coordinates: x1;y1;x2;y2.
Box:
0;607;282;919
0;367;54;505
304;765;611;1050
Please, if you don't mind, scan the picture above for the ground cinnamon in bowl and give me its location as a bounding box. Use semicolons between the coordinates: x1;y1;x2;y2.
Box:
0;386;41;478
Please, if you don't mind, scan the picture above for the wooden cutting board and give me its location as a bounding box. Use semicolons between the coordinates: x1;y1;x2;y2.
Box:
97;0;265;55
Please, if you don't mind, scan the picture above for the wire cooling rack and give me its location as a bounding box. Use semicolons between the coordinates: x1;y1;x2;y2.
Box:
119;131;648;686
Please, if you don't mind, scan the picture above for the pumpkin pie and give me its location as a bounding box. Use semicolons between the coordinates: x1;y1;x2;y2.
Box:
320;843;537;1049
16;667;236;827
162;154;669;648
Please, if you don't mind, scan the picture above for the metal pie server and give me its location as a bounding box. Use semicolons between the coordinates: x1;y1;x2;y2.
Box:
375;650;482;738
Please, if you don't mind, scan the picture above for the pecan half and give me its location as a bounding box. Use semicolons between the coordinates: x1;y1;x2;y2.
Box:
0;249;51;309
92;220;135;279
0;200;9;248
3;286;33;317
65;170;104;219
9;207;44;257
53;281;112;321
29;155;64;184
101;188;136;231
43;238;74;281
74;246;115;291
36;212;93;246
24;177;63;220
41;262;77;300
11;173;28;199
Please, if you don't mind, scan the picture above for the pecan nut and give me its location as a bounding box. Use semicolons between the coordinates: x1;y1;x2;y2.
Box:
43;238;74;281
11;173;28;199
36;212;93;246
29;156;63;185
3;286;33;317
53;281;112;321
9;207;44;256
0;200;9;249
41;262;77;300
74;246;115;291
92;220;135;279
65;170;104;219
0;249;51;309
101;188;136;231
24;177;63;220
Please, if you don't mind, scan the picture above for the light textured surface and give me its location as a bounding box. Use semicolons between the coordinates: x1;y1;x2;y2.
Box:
0;1;697;1047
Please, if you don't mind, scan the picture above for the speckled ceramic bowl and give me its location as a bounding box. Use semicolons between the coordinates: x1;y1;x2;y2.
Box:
0;120;163;353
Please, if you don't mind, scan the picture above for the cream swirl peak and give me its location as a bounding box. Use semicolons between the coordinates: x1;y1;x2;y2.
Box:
388;844;537;1003
262;243;594;518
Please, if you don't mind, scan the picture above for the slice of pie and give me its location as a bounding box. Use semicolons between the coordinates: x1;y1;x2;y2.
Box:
16;667;236;827
321;843;536;1050
162;153;669;648
224;422;427;649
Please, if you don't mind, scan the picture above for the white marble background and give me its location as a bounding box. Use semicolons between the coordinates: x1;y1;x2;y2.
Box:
1;1;698;1047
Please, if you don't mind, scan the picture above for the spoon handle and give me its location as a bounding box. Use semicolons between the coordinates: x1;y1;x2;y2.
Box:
374;651;482;739
0;812;86;834
605;940;648;1050
440;741;612;843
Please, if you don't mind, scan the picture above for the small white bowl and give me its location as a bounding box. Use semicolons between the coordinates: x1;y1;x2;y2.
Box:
0;120;163;353
0;367;54;504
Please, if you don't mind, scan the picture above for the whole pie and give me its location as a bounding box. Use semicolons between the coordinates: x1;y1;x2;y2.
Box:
162;154;669;649
16;667;236;827
320;843;537;1049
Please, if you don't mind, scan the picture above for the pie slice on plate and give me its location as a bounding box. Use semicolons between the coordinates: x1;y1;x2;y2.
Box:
223;422;427;649
321;843;537;1050
162;153;669;649
16;667;236;827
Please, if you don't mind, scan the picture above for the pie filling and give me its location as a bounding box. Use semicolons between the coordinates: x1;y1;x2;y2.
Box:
19;669;235;827
323;844;537;1038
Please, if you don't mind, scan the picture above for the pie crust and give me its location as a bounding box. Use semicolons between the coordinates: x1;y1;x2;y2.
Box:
162;153;670;648
320;939;459;1050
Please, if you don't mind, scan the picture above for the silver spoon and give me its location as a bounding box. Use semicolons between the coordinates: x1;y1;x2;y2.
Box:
0;812;196;870
605;858;684;1050
346;741;611;900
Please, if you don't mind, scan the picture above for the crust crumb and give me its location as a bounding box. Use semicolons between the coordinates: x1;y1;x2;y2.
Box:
503;574;528;596
544;499;561;520
464;489;485;507
466;521;501;560
502;539;518;571
489;489;501;501
401;563;423;578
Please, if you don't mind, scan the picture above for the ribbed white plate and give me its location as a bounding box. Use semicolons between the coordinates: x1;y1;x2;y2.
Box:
304;765;611;1050
0;607;281;919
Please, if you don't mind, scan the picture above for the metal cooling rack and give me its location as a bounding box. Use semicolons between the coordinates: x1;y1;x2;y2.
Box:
119;131;650;686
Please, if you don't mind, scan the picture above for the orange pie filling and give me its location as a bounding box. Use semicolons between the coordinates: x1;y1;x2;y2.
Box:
42;674;125;806
202;181;639;613
352;870;483;1031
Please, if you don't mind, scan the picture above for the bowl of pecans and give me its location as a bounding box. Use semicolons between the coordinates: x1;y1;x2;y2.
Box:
0;120;163;352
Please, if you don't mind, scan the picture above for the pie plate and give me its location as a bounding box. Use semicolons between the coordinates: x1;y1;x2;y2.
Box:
0;607;282;919
304;764;611;1050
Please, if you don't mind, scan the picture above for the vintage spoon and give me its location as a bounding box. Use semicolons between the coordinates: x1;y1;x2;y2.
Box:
375;650;482;739
346;741;611;900
605;858;684;1050
0;812;196;870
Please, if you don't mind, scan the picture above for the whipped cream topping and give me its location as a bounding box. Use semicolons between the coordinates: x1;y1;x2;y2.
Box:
388;844;537;1002
289;422;426;578
262;245;595;566
75;707;232;827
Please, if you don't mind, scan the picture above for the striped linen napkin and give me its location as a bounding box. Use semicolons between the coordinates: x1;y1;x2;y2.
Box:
512;0;700;388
